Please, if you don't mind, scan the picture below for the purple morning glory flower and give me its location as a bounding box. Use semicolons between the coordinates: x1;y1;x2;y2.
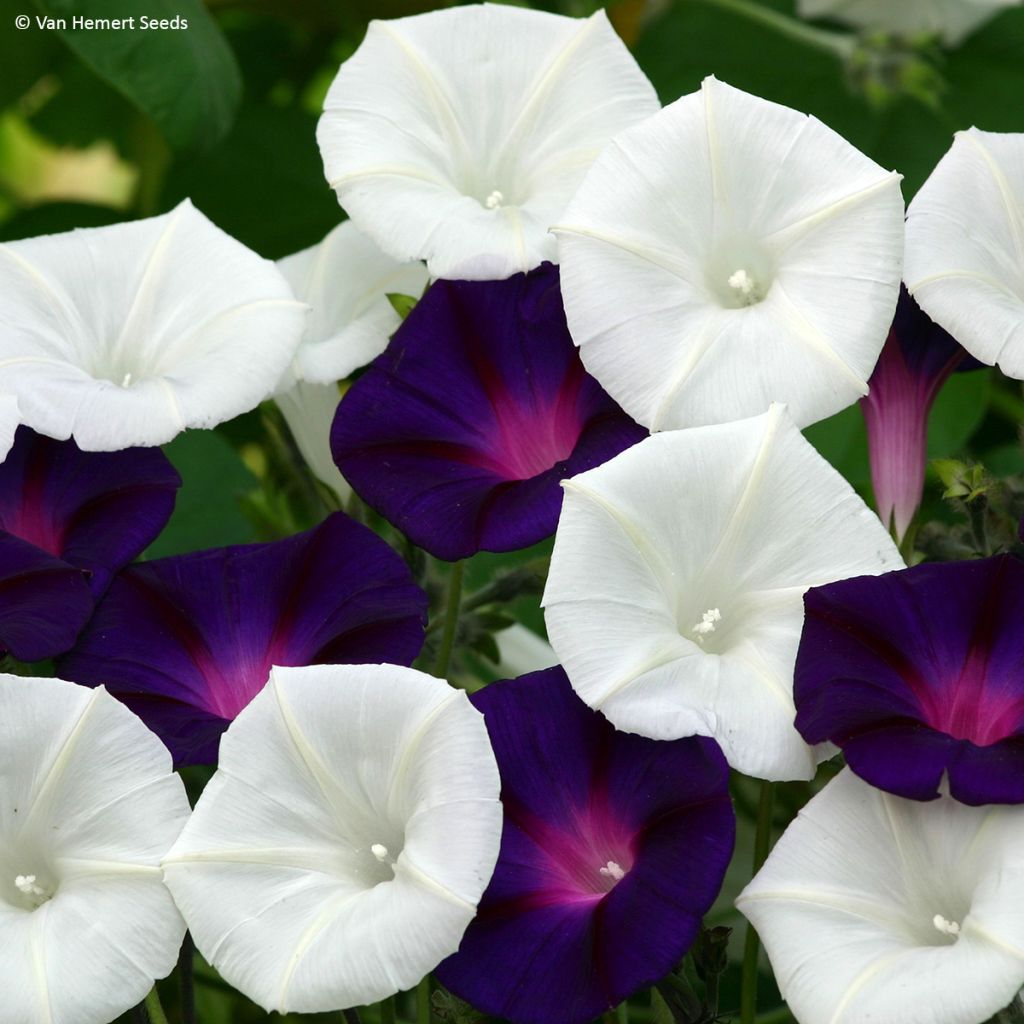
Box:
861;287;981;541
58;512;428;765
436;667;735;1024
330;264;647;561
0;427;180;661
795;554;1024;806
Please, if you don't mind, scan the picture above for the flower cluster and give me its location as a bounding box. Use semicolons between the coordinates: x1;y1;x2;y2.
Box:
2;4;1024;1024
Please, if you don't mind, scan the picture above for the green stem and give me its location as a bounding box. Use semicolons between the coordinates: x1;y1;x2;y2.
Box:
431;562;464;679
380;995;397;1024
144;986;170;1024
617;1000;630;1024
688;0;855;60
416;976;432;1024
179;932;196;1024
739;781;776;1024
342;1010;362;1024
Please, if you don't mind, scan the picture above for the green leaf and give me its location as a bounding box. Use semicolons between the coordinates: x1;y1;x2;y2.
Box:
147;429;257;558
31;0;241;152
387;292;419;320
927;369;992;459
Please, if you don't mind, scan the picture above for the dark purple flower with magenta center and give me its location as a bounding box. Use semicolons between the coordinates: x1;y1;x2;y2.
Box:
795;554;1024;806
58;512;427;765
861;286;982;541
330;264;647;561
0;426;180;661
436;667;734;1024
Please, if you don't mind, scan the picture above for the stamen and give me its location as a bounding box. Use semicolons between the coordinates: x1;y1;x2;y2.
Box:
598;860;625;882
121;372;133;388
485;190;504;210
370;843;390;862
691;608;722;644
932;913;960;937
727;268;760;305
14;874;52;905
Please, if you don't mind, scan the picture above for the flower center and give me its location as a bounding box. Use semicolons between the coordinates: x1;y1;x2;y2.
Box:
484;190;505;210
10;873;54;910
598;860;625;882
932;913;960;940
691;608;722;644
727;268;763;305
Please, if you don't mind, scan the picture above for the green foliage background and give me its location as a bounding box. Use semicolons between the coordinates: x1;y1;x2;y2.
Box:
1;0;1022;1021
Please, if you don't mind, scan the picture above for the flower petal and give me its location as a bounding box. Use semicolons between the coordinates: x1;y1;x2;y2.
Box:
543;404;903;780
163;663;502;1013
0;200;306;450
738;769;1024;1024
58;512;427;765
317;6;659;280
556;76;903;430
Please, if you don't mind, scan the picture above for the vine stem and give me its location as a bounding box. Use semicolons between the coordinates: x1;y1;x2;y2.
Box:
144;986;170;1024
739;780;776;1024
432;562;464;679
688;0;856;60
416;976;432;1024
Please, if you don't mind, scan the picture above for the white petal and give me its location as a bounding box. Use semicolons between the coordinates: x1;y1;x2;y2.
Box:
275;379;351;503
797;0;1019;45
542;405;903;780
317;5;659;280
495;624;558;679
906;129;1024;378
556;76;904;430
0;675;190;1024
0;200;307;450
277;220;428;386
0;395;18;461
738;770;1024;1024
163;664;502;1013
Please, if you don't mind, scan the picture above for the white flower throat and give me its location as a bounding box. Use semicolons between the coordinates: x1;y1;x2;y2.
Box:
13;874;53;908
691;608;722;644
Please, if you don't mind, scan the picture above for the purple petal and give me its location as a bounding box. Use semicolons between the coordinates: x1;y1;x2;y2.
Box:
331;265;646;561
437;667;734;1024
58;512;427;764
795;555;1024;804
0;426;180;595
0;533;93;661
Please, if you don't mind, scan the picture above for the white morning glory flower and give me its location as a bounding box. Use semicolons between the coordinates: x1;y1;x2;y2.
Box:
905;129;1024;378
0;395;18;461
797;0;1021;45
275;220;429;387
542;405;903;781
162;664;502;1014
316;4;660;280
555;76;904;432
0;200;307;451
0;674;191;1024
738;769;1024;1024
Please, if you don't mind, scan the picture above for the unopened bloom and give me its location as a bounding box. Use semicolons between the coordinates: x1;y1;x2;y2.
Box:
0;427;180;661
738;769;1024;1024
317;4;659;280
331;265;646;561
275;380;351;503
0;674;191;1024
59;512;427;765
906;129;1024;378
543;405;903;780
861;287;980;540
0;200;306;450
555;76;904;431
796;554;1024;805
163;664;502;1014
437;667;734;1024
797;0;1020;45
